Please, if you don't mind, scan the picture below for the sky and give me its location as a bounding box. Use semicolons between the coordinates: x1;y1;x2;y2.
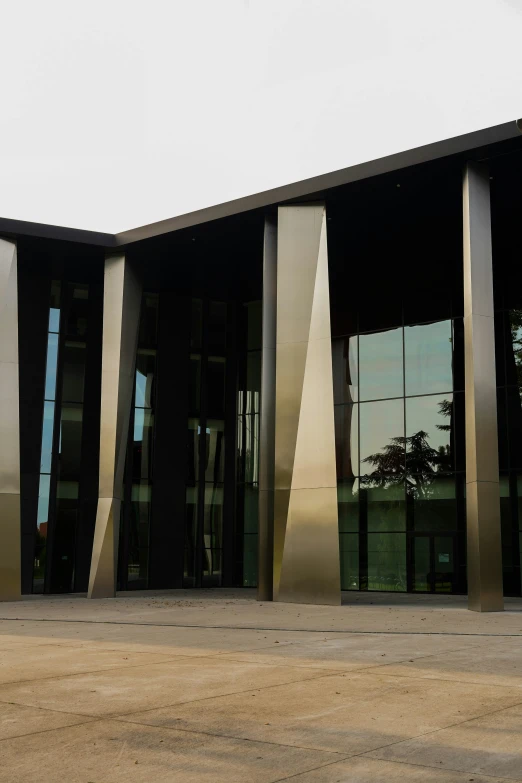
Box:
1;0;521;234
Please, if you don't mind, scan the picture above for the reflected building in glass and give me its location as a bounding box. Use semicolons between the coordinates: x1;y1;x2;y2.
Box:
2;118;522;607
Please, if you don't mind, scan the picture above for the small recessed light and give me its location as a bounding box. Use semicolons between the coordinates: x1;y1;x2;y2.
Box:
396;183;401;188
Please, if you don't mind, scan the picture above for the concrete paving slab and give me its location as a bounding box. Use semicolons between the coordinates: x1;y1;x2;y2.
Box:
0;619;330;656
217;632;491;671
287;756;514;781
0;701;94;741
366;701;522;780
0;656;331;717
119;670;522;753
373;638;522;688
0;718;343;783
0;645;190;685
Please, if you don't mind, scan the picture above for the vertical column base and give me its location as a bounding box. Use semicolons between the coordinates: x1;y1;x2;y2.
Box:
466;481;503;612
0;494;21;601
88;497;120;599
275;487;340;606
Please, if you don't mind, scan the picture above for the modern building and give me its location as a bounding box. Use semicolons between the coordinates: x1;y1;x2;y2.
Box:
1;119;522;611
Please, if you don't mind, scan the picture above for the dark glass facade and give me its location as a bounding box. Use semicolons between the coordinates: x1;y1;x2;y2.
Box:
14;138;522;599
333;319;466;593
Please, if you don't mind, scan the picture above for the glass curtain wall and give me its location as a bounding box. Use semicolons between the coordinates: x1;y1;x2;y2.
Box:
491;152;522;596
236;301;262;586
184;299;228;586
118;293;158;590
33;281;92;593
333;317;466;593
494;309;522;595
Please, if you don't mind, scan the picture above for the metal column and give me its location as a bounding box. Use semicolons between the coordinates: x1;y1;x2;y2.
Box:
88;253;141;598
0;239;21;600
463;161;503;612
258;215;277;600
273;204;340;605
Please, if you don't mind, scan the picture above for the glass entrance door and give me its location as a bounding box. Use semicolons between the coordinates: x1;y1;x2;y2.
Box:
411;535;455;593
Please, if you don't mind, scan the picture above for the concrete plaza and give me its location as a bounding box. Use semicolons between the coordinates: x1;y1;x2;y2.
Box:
1;590;522;781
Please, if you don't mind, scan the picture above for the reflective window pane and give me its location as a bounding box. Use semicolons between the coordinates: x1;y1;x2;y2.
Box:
359;398;404;473
135;349;156;408
433;536;454;593
339;533;359;590
412;537;430;591
243;534;258;587
332;336;358;404
507;386;522;469
191;299;203;353
338;479;359;533
37;473;51;527
363;479;406;532
133;409;154;480
189;355;201;414
184;486;198;581
405;393;454;473
243;484;259;534
187;418;199;484
205;419;225;482
138;293;158;348
404;320;452;396
507;309;522;388
40;401;55;473
61;341;86;403
66;284;89;337
408;474;456;531
207;301;227;355
59;404;83;478
359;327;403;401
207;357;226;418
247;301;262;351
48;307;60;333
44;332;59;401
367;533;407;591
335;404;359;480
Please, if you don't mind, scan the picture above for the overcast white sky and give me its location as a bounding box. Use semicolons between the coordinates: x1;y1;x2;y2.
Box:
1;0;521;234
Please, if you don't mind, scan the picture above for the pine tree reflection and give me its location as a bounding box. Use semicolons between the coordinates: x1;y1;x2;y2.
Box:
361;398;453;497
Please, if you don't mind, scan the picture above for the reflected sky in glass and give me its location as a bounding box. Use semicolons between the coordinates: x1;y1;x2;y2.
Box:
359;328;403;401
405;393;452;457
359;398;404;470
40;401;55;473
404;320;452;396
48;308;60;333
37;473;51;526
44;332;59;401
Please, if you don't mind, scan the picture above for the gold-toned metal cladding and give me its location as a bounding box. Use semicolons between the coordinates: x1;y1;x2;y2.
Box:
257;215;277;601
88;253;142;599
273;204;340;606
463;161;503;612
0;239;21;601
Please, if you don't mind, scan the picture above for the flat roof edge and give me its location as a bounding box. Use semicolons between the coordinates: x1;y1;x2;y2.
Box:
0;217;115;247
114;119;520;245
0;120;519;247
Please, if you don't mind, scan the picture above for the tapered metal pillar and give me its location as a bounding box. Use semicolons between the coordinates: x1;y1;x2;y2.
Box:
258;215;277;601
463;162;503;612
273;204;340;605
88;253;141;598
0;239;21;601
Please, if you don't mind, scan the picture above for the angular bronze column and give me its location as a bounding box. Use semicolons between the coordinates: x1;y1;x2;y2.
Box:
0;239;21;601
274;204;340;605
88;253;141;599
258;215;277;601
463;161;503;612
